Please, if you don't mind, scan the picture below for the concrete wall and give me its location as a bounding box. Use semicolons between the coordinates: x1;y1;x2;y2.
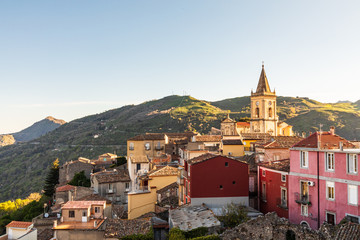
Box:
55;230;104;240
191;196;249;208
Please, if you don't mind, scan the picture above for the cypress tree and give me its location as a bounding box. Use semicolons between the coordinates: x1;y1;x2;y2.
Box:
43;159;59;197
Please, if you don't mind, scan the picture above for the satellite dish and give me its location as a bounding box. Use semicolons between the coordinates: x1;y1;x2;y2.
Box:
44;213;49;218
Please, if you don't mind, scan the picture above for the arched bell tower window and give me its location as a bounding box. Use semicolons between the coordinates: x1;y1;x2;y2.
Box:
255;108;260;118
269;107;272;118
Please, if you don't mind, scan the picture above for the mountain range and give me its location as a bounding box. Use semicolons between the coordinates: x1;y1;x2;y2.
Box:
0;95;359;201
0;116;66;147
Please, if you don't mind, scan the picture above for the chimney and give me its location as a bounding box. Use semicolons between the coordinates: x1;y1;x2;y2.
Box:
330;126;335;135
340;142;343;151
302;132;306;138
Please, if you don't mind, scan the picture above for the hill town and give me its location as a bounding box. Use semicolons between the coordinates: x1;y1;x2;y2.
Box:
0;65;360;240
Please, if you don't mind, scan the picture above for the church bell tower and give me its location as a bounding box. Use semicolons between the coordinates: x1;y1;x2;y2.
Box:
250;63;278;136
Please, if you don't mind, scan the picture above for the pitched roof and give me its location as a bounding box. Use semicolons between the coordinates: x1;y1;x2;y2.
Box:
262;136;303;149
195;135;222;142
335;222;360;240
62;201;106;209
148;166;178;177
187;153;218;165
255;64;273;94
6;221;33;229
130;156;149;163
222;139;243;145
128;133;165;141
78;194;112;204
56;184;76;192
259;159;290;172
93;169;131;183
236;153;256;172
99;153;117;158
292;131;356;149
156;182;179;194
105;218;151;238
236;122;250;127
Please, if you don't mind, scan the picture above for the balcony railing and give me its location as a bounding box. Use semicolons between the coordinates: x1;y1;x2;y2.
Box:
294;192;312;206
276;197;288;209
106;189;116;194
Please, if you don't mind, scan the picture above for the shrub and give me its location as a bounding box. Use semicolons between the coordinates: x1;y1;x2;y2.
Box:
217;203;248;228
168;228;186;240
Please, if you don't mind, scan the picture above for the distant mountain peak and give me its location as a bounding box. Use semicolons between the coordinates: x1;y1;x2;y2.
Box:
45;116;66;125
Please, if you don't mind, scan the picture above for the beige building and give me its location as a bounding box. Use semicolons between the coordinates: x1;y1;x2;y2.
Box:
127;166;178;219
221;139;245;157
1;221;37;240
53;201;107;240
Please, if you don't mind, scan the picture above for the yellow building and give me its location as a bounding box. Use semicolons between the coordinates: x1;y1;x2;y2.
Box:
127;166;178;219
221;138;244;157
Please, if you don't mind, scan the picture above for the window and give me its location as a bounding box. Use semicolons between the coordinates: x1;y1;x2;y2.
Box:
326;181;335;201
300;181;309;202
347;154;358;174
94;207;100;213
269;107;272;118
261;182;266;201
300;151;308;168
281;187;287;207
262;170;266;177
125;182;130;190
129;142;134;150
326;152;335;171
281;174;286;182
255;107;260;118
69;210;75;218
82;211;87;217
144;143;151;151
301;204;308;216
346;214;360;223
219;185;223;190
225;162;229;167
326;212;336;225
348;185;358;205
103;158;107;162
232;181;236;184
136;163;141;172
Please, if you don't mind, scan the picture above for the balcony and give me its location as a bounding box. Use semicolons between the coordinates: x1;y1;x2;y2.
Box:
294;192;312;206
276;198;288;209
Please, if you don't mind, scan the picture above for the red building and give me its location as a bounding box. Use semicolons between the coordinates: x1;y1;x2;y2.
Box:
180;153;249;207
258;159;289;218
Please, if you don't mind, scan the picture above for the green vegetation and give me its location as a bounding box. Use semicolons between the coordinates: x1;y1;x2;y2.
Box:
0;95;359;201
68;171;91;187
43;159;60;197
121;228;153;240
217;203;249;228
168;227;214;240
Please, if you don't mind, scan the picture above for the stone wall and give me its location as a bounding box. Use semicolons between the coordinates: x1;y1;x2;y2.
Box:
59;161;94;184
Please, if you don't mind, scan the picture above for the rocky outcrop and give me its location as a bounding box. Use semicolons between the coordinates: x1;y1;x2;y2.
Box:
0;134;16;147
221;212;323;240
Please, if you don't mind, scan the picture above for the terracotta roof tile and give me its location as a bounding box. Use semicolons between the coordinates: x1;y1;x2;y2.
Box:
148;166;178;177
293;132;356;149
6;221;33;229
93;169;130;183
195;135;222;142
240;133;271;140
236;122;250;127
335;222;360;239
130;156;149;164
187;153;218;165
78;194;112;204
62;200;106;209
56;185;75;192
156;182;178;194
259;159;290;172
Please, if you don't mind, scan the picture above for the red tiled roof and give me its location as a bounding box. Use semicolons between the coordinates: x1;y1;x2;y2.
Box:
56;185;75;192
62;201;106;209
236;122;250;127
148;166;178;177
93;169;131;183
6;221;32;229
222;139;243;145
292;132;355;149
187;153;218;165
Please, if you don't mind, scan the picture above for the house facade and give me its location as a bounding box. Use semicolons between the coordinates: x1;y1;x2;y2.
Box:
288;128;359;229
258;160;289;218
1;221;37;240
180;153;249;207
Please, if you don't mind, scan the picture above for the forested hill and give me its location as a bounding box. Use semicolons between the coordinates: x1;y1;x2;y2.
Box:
0;95;359;201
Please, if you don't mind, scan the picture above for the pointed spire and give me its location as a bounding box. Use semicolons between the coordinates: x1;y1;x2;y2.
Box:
255;62;271;94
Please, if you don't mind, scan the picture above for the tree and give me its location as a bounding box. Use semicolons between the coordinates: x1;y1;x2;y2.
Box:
68;171;90;187
43;159;59;197
218;203;249;228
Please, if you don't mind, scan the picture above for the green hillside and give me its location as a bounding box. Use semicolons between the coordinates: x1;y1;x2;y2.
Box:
0;95;359;201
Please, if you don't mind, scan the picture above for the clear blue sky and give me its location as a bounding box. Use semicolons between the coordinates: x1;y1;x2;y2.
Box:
1;0;360;133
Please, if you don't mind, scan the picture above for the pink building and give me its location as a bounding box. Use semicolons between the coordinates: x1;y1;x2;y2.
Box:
288;128;359;229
